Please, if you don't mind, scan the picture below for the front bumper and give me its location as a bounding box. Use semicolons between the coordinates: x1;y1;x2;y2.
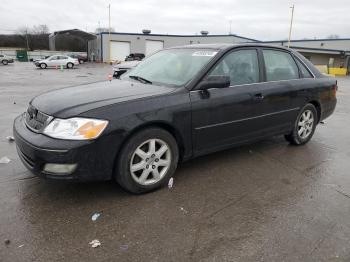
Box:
13;114;116;181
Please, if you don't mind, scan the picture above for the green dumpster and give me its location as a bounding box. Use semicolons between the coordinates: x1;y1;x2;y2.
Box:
16;50;28;62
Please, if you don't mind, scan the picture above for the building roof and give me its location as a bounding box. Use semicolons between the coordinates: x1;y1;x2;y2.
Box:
264;38;350;43
289;45;350;55
174;43;236;49
50;29;96;40
98;31;259;42
168;43;350;55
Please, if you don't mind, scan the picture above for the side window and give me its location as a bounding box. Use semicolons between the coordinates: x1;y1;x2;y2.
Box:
295;58;313;78
263;50;299;81
49;56;58;60
208;49;259;86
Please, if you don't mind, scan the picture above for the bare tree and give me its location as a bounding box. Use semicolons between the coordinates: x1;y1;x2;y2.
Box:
31;25;50;35
14;25;50;50
16;26;30;50
326;34;340;39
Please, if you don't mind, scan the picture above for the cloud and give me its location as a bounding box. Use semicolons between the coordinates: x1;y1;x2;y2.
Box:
0;0;349;40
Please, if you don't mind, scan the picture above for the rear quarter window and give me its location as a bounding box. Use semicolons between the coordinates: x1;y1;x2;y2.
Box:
263;49;299;81
295;58;314;78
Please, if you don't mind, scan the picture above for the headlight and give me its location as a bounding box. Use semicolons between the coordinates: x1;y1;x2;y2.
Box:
43;117;108;140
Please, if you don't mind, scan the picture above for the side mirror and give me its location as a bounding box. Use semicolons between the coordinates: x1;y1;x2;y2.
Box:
199;75;231;90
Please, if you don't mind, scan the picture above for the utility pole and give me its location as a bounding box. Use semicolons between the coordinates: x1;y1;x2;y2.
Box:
25;29;29;50
287;4;295;48
108;4;111;64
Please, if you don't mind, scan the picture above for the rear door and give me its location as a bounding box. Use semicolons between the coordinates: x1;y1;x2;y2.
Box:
190;48;262;155
59;56;69;66
47;56;59;67
251;48;303;136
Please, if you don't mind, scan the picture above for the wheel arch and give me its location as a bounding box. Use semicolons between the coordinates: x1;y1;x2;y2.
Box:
308;100;321;123
115;121;186;169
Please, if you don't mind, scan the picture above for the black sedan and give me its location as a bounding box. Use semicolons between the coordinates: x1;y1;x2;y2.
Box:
13;44;337;193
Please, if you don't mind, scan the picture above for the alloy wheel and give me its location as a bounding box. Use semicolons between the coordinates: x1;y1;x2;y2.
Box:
298;109;314;139
130;138;171;186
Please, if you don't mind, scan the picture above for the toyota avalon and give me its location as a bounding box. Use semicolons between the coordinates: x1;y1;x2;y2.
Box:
14;44;337;193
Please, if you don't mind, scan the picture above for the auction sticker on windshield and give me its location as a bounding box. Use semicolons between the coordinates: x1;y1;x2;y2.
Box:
192;51;218;57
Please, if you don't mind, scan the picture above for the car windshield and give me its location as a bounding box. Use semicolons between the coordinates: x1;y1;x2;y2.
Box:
121;48;219;86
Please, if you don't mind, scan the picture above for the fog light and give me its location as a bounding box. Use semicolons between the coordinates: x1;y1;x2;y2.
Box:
43;163;77;175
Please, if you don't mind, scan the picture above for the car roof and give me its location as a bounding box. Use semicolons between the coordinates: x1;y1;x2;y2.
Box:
168;43;293;52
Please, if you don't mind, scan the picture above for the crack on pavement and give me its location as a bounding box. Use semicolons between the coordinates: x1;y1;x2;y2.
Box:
189;189;262;260
303;158;332;173
0;175;38;184
310;222;336;255
190;234;253;261
207;193;249;219
334;189;350;199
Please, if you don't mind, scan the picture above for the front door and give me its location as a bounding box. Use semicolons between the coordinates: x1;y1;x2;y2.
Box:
190;48;262;156
47;56;59;67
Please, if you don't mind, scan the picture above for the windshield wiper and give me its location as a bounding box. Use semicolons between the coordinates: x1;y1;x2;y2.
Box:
129;75;152;84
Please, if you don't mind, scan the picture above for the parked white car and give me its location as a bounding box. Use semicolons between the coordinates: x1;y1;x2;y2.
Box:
34;55;79;69
0;54;14;65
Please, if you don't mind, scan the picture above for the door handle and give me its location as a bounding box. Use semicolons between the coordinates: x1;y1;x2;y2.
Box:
253;93;264;101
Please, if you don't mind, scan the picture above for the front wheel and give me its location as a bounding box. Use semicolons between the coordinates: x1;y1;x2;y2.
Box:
285;103;317;145
2;60;8;65
116;128;179;194
40;63;47;69
67;62;74;69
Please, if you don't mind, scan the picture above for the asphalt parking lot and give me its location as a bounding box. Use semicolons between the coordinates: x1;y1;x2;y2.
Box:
1;62;350;262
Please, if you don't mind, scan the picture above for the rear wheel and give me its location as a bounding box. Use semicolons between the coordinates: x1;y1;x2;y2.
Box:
40;63;47;69
284;103;317;145
116;128;179;194
2;60;8;65
67;62;74;69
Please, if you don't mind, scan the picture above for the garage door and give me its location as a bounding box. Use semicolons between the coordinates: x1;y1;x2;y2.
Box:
145;40;164;56
110;41;130;62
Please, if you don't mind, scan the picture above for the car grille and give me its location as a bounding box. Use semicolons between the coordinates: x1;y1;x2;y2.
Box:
25;105;51;132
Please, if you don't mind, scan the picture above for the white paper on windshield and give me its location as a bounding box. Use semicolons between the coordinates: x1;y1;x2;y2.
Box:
192;51;218;57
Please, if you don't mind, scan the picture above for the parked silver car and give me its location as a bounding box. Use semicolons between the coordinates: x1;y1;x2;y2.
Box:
34;55;79;69
0;54;14;65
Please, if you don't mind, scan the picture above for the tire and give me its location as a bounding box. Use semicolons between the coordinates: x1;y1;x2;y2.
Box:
67;62;74;69
284;103;318;145
40;63;47;69
116;128;179;194
2;60;8;65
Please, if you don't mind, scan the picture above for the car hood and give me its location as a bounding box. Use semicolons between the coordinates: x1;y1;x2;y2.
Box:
31;80;175;118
